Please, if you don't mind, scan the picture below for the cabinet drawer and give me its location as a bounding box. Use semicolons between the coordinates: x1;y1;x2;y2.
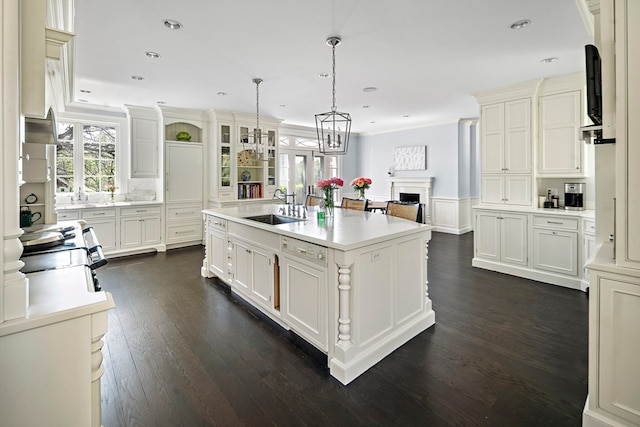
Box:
56;210;79;221
167;204;202;221
167;222;202;242
81;208;116;219
208;216;227;232
583;218;596;234
533;215;578;230
120;205;162;217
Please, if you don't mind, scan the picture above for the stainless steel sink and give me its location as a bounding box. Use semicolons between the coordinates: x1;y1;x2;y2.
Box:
244;214;304;225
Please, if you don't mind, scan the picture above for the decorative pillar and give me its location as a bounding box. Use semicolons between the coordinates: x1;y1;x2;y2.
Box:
336;264;352;347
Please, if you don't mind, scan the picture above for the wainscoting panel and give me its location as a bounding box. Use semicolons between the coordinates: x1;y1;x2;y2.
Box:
431;198;476;234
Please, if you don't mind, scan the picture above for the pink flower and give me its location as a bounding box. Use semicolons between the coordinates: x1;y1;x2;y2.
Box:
350;177;372;191
317;177;344;190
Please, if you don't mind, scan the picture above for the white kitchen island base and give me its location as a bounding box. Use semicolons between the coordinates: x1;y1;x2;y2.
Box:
202;205;435;385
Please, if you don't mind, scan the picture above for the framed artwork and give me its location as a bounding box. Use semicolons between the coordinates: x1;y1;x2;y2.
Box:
394;146;427;170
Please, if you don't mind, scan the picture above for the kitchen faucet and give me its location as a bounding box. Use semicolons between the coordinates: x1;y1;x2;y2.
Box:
273;189;296;215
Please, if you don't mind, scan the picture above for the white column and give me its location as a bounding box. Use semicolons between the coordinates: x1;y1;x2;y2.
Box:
2;0;28;322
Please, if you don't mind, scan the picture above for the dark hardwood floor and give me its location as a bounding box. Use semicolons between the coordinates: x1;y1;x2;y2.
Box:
99;231;589;426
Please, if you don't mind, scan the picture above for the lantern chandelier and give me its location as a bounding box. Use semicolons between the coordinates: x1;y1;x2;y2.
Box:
241;77;270;160
315;36;351;155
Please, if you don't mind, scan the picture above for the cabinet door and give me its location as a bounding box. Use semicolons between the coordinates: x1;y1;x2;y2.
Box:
250;247;273;308
475;212;500;261
504;98;531;173
480;176;505;204
120;217;142;250
538;91;583;175
208;230;226;278
131;118;158;178
583;234;596;281
481;104;505;174
501;214;528;266
232;239;252;294
504;175;532;206
533;229;578;275
86;219;117;252
280;255;328;351
141;217;161;245
166;142;203;203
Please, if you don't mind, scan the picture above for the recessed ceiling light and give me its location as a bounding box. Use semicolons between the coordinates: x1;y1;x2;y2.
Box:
363;87;377;93
79;89;91;94
370;121;376;124
541;57;558;63
163;19;182;30
145;51;161;59
403;115;410;118
362;105;370;109
78;99;88;103
217;92;227;96
279;104;286;108
510;19;531;29
157;101;166;105
131;75;145;81
319;73;329;78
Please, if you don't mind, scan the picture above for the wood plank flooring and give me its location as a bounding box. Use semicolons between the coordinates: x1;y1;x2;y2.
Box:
99;231;588;426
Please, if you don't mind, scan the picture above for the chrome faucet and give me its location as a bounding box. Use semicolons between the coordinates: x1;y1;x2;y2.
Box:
273;189;296;215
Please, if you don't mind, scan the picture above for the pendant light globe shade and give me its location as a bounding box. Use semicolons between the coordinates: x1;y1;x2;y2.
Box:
316;36;351;155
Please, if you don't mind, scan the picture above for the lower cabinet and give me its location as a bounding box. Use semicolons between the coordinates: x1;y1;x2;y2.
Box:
532;215;578;276
229;237;276;312
206;216;227;279
81;208;117;253
165;202;203;247
475;210;527;265
280;254;327;351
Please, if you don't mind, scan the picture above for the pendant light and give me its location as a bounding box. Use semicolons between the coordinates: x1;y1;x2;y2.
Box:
241;78;270;160
316;36;351;155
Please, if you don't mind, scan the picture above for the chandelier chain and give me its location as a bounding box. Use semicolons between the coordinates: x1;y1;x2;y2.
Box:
331;42;337;112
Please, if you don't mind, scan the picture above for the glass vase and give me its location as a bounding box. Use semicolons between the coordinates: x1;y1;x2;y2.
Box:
323;190;335;217
358;188;366;199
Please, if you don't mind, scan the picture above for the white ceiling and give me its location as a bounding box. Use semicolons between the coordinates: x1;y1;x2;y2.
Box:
71;0;593;134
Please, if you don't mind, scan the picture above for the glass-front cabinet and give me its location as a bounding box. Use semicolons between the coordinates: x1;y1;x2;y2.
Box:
219;124;232;196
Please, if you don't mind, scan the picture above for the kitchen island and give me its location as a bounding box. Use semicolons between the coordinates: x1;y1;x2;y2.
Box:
201;204;435;385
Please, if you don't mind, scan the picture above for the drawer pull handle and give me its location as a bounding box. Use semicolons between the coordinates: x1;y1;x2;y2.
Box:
136;209;147;213
546;221;563;224
94;213;106;216
175;229;194;234
176;211;195;215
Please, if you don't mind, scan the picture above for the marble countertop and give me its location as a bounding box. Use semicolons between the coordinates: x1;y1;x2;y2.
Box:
0;266;115;336
56;201;162;210
472;204;595;218
204;204;432;251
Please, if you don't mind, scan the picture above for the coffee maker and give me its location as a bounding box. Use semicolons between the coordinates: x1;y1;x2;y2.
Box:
564;183;585;211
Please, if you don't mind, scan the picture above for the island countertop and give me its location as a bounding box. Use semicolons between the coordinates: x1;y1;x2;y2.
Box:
203;204;432;252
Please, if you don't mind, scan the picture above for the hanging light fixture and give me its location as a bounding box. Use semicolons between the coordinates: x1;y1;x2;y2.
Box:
241;78;270;160
316;36;351;155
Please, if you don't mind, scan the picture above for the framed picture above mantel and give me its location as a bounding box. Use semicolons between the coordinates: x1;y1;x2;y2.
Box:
394;146;427;170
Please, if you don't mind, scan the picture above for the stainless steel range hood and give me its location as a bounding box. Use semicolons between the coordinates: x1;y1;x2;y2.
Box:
24;108;57;144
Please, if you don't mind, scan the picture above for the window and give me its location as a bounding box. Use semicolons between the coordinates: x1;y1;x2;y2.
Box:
56;122;117;194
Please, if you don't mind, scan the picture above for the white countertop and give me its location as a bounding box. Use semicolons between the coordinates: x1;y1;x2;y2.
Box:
473;204;595;219
0;266;115;337
56;201;162;210
204;204;432;251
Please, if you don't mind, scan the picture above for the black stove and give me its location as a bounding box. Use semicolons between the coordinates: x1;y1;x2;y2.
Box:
20;222;107;291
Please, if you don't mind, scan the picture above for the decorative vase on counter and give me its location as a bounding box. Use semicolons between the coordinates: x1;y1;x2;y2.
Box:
323;189;335;217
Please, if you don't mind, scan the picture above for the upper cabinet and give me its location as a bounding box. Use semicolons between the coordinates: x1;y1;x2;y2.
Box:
537;74;586;177
210;110;281;205
126;105;159;178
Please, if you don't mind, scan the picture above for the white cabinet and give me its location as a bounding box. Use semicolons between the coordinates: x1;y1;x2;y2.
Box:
22;143;53;182
538;90;584;176
280;254;327;351
131;118;158;178
81;208;117;253
229;237;276;312
582;219;596;289
206;216;227;278
120;206;162;250
480;174;531;206
475;210;527;266
532;215;579;276
481;99;532;174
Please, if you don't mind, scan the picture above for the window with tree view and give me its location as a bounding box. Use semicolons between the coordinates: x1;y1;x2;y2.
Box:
57;122;117;194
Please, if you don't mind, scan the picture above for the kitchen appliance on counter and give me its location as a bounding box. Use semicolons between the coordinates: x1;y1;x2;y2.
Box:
564;183;585;211
20;222;107;290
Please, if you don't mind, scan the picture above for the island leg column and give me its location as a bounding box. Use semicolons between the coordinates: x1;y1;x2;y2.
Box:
424;238;432;311
337;264;352;347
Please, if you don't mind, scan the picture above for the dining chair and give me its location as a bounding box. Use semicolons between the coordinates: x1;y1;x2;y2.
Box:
340;197;368;211
386;201;420;222
305;195;324;206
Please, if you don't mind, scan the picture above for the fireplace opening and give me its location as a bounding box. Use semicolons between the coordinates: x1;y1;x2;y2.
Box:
398;192;422;223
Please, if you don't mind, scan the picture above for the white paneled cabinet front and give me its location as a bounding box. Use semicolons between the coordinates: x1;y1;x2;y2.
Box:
538;90;584;176
280;255;327;351
475;211;527;266
532;229;578;276
81;208;117;252
120;206;162;250
230;237;275;312
481;175;531;206
131;117;159;178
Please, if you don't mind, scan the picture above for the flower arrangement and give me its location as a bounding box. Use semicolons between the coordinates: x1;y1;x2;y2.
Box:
316;177;344;215
106;184;118;201
350;176;372;199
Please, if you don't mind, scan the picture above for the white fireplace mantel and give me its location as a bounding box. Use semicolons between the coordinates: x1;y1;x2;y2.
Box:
389;177;434;224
